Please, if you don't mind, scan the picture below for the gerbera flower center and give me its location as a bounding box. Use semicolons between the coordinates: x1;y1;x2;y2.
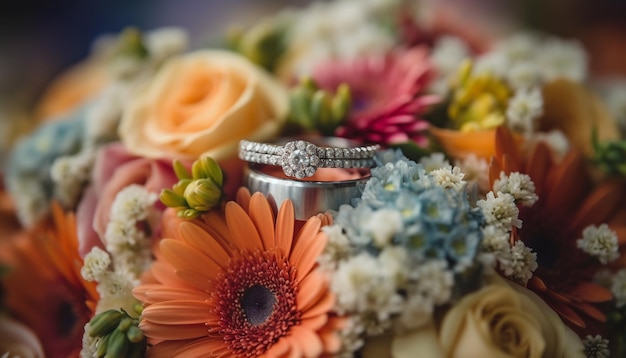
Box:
213;250;301;356
241;284;276;326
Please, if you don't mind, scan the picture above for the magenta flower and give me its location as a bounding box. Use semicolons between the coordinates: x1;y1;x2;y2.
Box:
313;47;439;146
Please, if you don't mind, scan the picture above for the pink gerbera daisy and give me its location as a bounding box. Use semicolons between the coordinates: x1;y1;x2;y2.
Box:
313;47;439;146
134;190;342;357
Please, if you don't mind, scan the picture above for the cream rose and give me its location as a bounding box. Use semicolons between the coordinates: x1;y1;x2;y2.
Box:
119;49;289;160
439;276;585;358
361;275;585;358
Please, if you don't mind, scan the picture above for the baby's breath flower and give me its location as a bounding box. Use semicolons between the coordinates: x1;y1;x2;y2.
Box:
80;323;100;358
493;172;538;207
319;224;353;271
495;32;538;62
419;152;449;172
364;208;404;248
481;225;511;254
109;184;157;222
477;191;522;231
538;38;588;82
455;154;489;193
411;260;454;305
500;240;538;284
473;52;509;78
506;87;543;134
81;247;112;282
95;271;139;314
50;150;96;207
611;269;626;308
577;224;619;265
331;253;403;329
430;165;466;191
583;335;611;358
506;61;540;90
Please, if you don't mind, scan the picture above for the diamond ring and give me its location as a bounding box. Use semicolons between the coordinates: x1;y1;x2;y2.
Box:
238;138;380;179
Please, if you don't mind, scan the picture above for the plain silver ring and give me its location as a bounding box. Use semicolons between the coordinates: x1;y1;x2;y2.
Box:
243;164;369;220
239;138;379;179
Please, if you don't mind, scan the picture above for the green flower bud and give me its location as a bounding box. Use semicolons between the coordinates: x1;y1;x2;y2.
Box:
173;159;191;180
159;189;187;208
97;333;110;357
89;310;124;337
116;27;148;59
106;328;130;358
126;325;145;343
331;83;351;122
117;317;134;333
184;179;222;212
311;90;332;130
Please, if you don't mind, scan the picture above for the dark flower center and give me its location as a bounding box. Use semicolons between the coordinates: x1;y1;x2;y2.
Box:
241;284;276;326
213;250;300;356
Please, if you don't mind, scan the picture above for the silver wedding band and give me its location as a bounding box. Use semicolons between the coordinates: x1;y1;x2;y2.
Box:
243;164;369;220
239;138;379;179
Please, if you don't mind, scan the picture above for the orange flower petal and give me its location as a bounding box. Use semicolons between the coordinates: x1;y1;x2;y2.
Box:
275;200;295;257
236;187;252;211
147;338;226;358
527;276;547;292
249;192;277;250
615;226;626;245
289;326;323;358
290;219;324;280
297;272;328;313
575;302;607;322
179;222;231;268
142;300;211;325
571;180;626;231
524;141;552;196
263;336;290;358
567;282;613;303
552;303;586;328
140;322;208;341
300;314;328;332
301;292;335;320
225;201;263;253
160;239;219;283
429;126;498;159
545;151;589;215
139;286;209;304
495;126;522;171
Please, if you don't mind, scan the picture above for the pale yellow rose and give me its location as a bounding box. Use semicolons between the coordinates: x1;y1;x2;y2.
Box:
119;49;289;160
361;275;585;358
439;275;585;358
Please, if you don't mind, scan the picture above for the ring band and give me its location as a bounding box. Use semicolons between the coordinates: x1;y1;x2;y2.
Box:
239;138;380;179
243;164;369;220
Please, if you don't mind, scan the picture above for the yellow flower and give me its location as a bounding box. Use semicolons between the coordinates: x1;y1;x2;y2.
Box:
448;60;511;132
119;49;289;160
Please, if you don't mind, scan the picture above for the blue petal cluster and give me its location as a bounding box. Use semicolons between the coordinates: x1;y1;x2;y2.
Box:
5;108;86;223
339;150;484;268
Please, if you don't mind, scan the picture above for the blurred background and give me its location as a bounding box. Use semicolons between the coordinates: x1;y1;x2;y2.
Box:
1;0;625;126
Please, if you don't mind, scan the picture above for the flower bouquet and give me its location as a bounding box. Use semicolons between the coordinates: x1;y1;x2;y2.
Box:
1;0;626;357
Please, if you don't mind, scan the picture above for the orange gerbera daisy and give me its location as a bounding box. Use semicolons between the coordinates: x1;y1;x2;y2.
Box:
134;190;342;357
489;127;626;333
0;203;98;357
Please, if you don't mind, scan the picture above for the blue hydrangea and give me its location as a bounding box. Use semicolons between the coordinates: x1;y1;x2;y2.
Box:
337;149;484;270
5;108;86;226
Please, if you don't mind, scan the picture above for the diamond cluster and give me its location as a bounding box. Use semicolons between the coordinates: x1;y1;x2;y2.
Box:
239;139;379;179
